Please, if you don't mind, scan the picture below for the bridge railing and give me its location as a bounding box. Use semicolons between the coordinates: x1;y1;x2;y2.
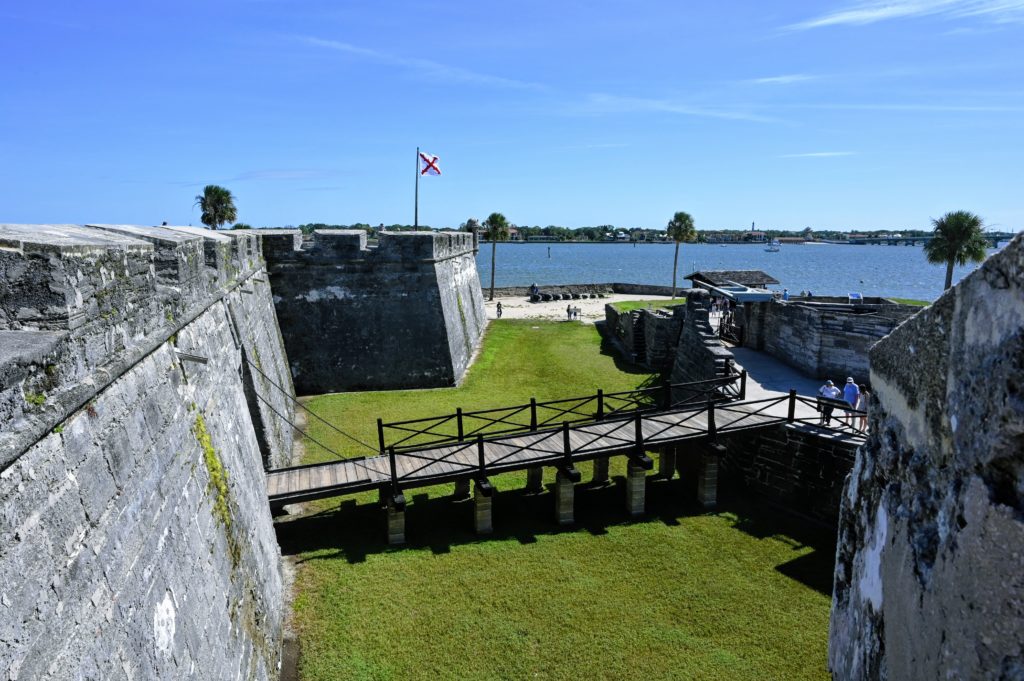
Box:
377;371;746;453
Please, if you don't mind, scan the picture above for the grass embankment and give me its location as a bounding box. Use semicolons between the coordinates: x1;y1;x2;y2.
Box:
608;298;686;313
888;297;931;306
280;320;834;681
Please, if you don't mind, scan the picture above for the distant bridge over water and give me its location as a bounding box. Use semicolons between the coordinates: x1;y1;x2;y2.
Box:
844;232;1015;247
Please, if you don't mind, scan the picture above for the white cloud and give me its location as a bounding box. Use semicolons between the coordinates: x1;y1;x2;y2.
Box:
299;36;546;90
788;0;1024;30
748;74;818;85
580;93;781;123
779;151;858;158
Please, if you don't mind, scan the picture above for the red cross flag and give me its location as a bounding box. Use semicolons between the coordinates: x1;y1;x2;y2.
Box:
419;151;441;176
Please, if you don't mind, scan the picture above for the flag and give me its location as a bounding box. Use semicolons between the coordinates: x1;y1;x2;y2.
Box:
419;151;441;176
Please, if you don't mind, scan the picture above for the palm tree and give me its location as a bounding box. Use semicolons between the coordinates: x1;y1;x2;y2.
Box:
194;185;238;230
923;210;988;289
666;211;697;298
483;212;509;301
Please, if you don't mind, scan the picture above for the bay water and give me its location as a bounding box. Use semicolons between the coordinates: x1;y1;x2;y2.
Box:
476;242;1009;301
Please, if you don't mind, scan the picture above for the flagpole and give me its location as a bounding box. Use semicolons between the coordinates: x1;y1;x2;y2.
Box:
414;146;419;229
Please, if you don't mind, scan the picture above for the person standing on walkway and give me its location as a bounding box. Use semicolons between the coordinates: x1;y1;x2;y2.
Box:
858;383;870;432
843;377;861;427
782;288;789;301
496;301;503;318
818;379;841;425
566;303;572;320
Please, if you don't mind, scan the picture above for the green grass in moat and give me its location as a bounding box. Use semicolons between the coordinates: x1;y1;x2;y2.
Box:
888;297;931;306
279;320;834;681
609;297;686;313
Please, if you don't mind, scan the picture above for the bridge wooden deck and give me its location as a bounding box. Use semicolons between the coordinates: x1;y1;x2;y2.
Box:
267;392;862;507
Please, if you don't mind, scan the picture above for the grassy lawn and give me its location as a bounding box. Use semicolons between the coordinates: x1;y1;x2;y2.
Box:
609;298;686;313
278;320;834;681
888;297;931;306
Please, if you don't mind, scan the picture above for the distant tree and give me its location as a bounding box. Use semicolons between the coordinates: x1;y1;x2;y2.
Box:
666;211;697;299
924;210;988;289
483;212;510;301
194;185;237;230
231;223;251;230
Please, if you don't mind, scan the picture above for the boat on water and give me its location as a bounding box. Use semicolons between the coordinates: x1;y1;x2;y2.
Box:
764;239;781;252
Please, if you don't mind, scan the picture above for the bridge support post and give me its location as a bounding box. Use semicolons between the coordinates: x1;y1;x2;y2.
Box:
696;444;724;509
526;466;544;493
592;456;609;484
454;478;471;499
387;495;406;545
554;470;575;525
625;460;646;517
474;479;494;535
659;448;676;479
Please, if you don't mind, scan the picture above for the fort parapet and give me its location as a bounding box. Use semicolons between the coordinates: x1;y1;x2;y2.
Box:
0;224;289;680
261;229;486;393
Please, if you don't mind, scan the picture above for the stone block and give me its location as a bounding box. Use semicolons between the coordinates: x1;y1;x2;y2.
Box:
525;466;544;493
453;478;471;499
659;448;676;479
387;497;406;545
554;470;575;525
592;456;609;483
625;460;647;516
473;480;493;535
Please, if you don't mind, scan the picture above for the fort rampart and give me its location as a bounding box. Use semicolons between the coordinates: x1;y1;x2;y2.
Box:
261;229;486;394
0;225;291;679
829;234;1024;679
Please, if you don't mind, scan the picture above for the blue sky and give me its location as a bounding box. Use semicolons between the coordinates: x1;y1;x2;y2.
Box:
2;1;1022;231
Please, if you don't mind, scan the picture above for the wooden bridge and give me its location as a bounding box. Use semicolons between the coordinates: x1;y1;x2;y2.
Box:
266;373;865;543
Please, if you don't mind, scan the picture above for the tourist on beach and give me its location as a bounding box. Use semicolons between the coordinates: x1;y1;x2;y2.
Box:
574;306;581;319
843;378;861;427
566;304;572;321
858;384;870;432
818;379;841;425
496;301;503;319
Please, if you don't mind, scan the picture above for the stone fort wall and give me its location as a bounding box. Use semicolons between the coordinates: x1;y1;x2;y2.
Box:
261;229;486;394
828;234;1024;679
0;225;291;680
738;298;919;383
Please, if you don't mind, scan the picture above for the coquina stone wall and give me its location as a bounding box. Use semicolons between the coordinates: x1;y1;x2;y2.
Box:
670;291;735;401
261;229;486;394
603;302;685;369
0;225;289;679
829;234;1024;679
738;298;919;382
720;424;859;524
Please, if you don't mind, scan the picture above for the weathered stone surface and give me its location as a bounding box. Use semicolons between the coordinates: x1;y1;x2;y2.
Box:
262;230;486;394
738;297;919;382
670;291;735;402
0;303;282;681
719;424;858;523
829;234;1024;680
0;225;291;679
0;225;290;470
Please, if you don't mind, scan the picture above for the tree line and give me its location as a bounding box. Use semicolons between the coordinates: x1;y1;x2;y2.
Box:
193;184;989;291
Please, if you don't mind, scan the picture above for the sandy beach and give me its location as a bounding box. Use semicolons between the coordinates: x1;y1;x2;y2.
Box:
484;293;679;322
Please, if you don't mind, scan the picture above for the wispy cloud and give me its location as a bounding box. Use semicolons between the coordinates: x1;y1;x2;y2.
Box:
788;0;1024;30
779;151;858;158
228;169;340;182
580;93;782;123
748;74;818;85
299;36;546;90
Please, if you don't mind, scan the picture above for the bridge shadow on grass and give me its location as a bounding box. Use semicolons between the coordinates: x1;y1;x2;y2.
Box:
274;472;837;596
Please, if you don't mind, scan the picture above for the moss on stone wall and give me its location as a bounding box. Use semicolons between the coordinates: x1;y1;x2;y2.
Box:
193;413;233;531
